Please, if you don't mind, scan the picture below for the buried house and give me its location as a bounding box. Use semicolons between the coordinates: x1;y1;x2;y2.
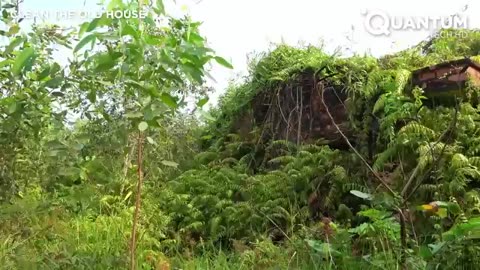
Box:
231;68;353;149
410;58;480;105
236;58;480;147
252;70;350;145
218;43;480;158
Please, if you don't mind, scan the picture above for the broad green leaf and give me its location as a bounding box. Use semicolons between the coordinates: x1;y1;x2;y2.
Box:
80;169;88;181
306;240;341;256
156;0;165;14
201;135;213;140
0;59;12;68
74;34;96;54
143;16;157;27
78;22;90;38
7;101;17;114
157;66;182;83
125;80;148;92
93;52;119;72
160;49;175;65
182;63;203;84
5;36;24;54
88;14;112;31
121;22;138;39
146;136;157;145
160;93;178;109
429;242;446;255
45;76;63;88
436;208;447;218
86;18;101;32
23;54;36;73
138;121;148;131
188;32;205;44
42;138;66;151
50;62;61;75
7;24;20;36
197;97;209;108
161;160;178;168
214;56;233;69
94;57;116;72
37;66;51;81
123;191;133;202
419;245;433;259
442;217;480;241
350;190;372;200
12;47;34;76
143;108;154;121
102;111;111;121
95;63;116;72
52;36;72;49
199;110;215;121
87;89;96;103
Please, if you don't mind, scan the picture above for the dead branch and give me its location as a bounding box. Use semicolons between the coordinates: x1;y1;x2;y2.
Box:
404;99;459;201
297;86;303;145
317;82;396;196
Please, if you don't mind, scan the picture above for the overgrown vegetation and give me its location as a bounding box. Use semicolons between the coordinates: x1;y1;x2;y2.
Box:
2;0;480;269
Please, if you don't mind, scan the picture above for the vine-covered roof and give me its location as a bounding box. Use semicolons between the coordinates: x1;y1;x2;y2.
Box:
205;28;480;145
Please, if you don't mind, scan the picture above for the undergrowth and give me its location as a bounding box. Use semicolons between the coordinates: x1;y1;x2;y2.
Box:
4;25;480;269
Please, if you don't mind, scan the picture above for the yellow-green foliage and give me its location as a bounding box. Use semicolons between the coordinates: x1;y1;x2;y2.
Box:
5;27;480;270
0;186;171;269
158;141;363;248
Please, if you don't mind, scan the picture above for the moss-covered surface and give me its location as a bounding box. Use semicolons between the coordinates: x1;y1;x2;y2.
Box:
203;29;480;149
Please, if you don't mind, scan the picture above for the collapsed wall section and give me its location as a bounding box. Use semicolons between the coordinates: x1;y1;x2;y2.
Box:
235;70;352;148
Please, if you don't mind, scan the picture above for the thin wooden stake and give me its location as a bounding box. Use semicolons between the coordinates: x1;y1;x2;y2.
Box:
130;131;144;270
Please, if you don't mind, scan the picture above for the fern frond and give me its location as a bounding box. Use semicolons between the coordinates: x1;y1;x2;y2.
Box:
268;155;295;165
466;190;480;215
416;183;443;198
373;143;399;171
221;157;239;165
195;151;219;164
398;122;436;141
297;151;313;159
466;139;480;156
373;93;387;114
269;140;298;151
342;183;369;194
470;157;480;168
451;153;470;170
226;133;241;142
299;144;328;153
395;69;411;93
328;165;347;182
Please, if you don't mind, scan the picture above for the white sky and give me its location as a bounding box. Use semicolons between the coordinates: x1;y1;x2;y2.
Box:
19;0;480;106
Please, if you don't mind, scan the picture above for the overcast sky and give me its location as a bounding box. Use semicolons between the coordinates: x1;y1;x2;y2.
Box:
20;0;479;106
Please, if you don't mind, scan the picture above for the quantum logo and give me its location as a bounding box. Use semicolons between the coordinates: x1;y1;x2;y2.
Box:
362;10;469;36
